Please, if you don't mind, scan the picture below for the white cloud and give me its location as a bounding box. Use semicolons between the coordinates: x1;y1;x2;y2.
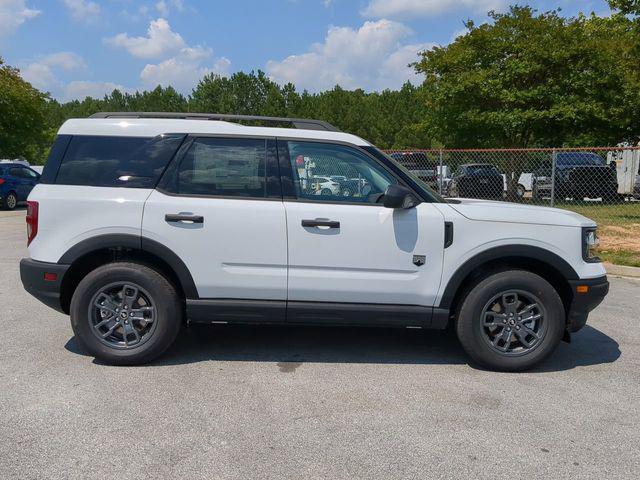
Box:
105;18;186;59
62;81;128;101
141;45;231;93
62;0;101;23
266;19;430;91
362;0;507;18
20;52;85;91
0;0;40;38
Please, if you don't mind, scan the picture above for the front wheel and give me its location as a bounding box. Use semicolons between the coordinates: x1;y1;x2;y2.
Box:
70;262;182;365
456;270;565;371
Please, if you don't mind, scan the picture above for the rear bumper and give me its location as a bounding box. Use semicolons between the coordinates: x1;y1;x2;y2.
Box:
20;258;69;313
566;275;609;332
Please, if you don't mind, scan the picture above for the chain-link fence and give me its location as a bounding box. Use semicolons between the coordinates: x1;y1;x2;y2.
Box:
384;147;640;266
384;147;640;206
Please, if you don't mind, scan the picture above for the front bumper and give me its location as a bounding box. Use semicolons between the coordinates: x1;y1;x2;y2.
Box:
566;275;609;332
20;258;69;313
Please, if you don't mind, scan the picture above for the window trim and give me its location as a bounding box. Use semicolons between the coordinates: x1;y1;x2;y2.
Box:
156;134;282;201
276;137;424;207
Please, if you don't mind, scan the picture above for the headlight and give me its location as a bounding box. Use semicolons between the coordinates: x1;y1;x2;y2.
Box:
582;227;601;263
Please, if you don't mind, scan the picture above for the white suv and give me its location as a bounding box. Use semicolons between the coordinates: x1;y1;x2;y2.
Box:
20;113;609;370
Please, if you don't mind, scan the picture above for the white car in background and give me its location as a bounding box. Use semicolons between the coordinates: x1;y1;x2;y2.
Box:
311;176;341;196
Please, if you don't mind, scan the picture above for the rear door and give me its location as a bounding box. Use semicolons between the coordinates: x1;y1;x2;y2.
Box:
279;140;445;324
142;136;288;313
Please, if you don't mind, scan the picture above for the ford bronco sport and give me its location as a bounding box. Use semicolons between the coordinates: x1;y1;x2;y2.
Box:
20;113;609;371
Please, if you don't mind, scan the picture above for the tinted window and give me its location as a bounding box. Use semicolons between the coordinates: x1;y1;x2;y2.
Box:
286;141;396;204
9;167;22;177
557;153;604;166
464;165;500;176
175;137;267;197
56;135;184;188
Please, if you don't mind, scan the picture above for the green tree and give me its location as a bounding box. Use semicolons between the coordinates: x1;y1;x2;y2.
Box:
0;58;51;162
608;0;640;15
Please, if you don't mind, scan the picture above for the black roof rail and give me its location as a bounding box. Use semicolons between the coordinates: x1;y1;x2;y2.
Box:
89;112;341;132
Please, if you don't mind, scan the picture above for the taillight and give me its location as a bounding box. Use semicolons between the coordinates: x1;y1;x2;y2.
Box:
0;178;5;185
26;201;39;246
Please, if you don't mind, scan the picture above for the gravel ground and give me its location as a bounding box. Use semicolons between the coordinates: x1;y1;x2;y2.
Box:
1;209;639;480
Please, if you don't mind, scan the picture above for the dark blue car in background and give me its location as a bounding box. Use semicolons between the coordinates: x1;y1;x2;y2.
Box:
0;163;41;210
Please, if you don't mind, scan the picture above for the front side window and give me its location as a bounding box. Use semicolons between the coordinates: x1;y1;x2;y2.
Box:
175;137;267;198
285;141;396;204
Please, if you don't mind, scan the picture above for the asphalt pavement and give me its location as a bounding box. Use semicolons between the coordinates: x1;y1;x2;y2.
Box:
1;209;638;479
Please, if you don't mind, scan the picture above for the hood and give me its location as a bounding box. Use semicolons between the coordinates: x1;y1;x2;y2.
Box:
446;198;596;227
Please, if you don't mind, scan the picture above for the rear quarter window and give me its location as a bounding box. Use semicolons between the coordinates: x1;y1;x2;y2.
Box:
55;134;185;188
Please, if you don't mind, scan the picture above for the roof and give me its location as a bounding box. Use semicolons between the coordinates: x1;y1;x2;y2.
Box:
58;117;371;147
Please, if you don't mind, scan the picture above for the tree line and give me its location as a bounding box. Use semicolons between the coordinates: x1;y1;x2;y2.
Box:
1;4;639;164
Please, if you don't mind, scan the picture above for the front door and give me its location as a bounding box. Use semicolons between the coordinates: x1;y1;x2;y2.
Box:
279;140;445;319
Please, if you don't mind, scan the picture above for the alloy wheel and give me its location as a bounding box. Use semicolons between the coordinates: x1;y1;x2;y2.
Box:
88;282;156;349
480;290;547;356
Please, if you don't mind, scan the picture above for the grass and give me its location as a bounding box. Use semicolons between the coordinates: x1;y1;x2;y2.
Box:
558;202;640;227
598;250;640;268
556;201;640;267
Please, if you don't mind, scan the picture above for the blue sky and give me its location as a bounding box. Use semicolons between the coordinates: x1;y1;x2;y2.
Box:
1;0;613;101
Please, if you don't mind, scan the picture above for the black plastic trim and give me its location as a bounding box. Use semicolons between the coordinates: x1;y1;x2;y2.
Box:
286;301;438;327
186;299;286;324
20;258;69;313
438;245;580;310
186;299;449;329
444;222;454;248
57;234;199;300
566;276;609;332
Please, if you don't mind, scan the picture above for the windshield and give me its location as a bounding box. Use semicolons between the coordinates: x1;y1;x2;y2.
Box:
362;146;445;202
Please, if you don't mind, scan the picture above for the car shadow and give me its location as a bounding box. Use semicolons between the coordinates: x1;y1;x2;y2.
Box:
64;323;620;372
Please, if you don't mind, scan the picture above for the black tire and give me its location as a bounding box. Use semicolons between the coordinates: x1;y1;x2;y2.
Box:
70;262;182;365
3;191;17;210
456;270;565;372
320;188;332;196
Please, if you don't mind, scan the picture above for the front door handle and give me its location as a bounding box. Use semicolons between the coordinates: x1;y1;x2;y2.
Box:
301;219;340;228
165;214;204;224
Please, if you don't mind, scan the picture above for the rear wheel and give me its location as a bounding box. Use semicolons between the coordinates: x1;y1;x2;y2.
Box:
70;262;182;365
320;188;332;196
456;270;565;371
3;192;17;210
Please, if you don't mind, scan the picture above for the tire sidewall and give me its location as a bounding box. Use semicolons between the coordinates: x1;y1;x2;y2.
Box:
457;270;565;371
70;262;182;365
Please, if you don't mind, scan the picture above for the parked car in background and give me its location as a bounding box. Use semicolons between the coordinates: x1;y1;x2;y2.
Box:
0;163;41;210
310;176;341;196
532;152;619;202
447;164;504;200
390;152;440;191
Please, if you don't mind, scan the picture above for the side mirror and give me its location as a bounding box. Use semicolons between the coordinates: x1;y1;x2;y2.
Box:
383;184;420;209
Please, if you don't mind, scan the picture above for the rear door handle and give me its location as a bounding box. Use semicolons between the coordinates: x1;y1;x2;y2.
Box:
301;219;340;228
165;214;204;224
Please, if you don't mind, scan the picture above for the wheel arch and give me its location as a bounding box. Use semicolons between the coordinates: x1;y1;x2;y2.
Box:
59;234;198;314
440;245;578;324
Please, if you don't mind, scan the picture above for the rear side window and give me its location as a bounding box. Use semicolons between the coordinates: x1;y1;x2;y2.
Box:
173;137;267;198
55;135;185;188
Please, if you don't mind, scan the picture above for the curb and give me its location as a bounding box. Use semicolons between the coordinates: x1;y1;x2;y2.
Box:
604;263;640;278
